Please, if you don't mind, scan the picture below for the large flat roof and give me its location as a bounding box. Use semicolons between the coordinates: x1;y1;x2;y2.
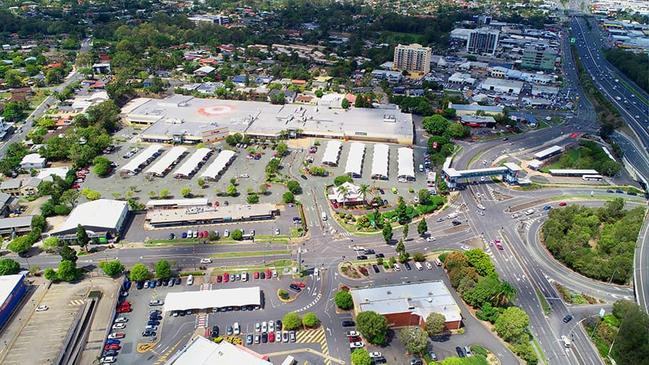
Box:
200;150;236;180
534;145;563;159
146;203;278;225
163;287;261;312
173;148;212;177
0;273;24;306
51;199;128;235
322;140;343;165
123;96;414;144
165;336;271;365
371;144;389;179
120;144;163;173
351;281;462;323
145;146;188;176
549;169;599;176
397;147;414;178
344;142;366;176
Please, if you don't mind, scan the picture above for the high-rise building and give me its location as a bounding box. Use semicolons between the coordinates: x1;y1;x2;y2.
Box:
521;46;558;71
466;28;500;55
393;43;432;74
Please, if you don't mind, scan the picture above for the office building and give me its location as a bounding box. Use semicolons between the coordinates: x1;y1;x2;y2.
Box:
521;47;558;71
466;28;500;55
393;43;432;74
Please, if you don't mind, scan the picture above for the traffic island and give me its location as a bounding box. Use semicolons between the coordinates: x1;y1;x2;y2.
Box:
277;288;299;303
338;261;369;280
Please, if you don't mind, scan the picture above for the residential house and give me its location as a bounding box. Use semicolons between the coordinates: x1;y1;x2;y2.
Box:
20;154;46;170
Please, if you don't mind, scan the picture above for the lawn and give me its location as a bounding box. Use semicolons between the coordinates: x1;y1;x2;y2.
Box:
540;140;621;176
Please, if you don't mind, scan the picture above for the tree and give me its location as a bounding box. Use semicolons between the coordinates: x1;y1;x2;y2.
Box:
398;326;428;354
396;197;409;224
258;184;268;195
465;249;495;277
351;349;372;365
282;191;295;204
282;312;302;330
76;225;90;251
247;193;260;204
231;229;243;240
57;260;79;282
276;142;288;157
286;180;302;194
356;311;389;345
382;224;393;244
181;186;192;198
44;268;57;281
226;184;238;197
612;302;649;364
302;312;320;328
494;307;530;343
129;263;151;282
155;260;172;279
396;239;405;254
99;260;125;278
278;289;289;300
334;290;354;310
417;219;428;236
42;236;61;252
447;122;470;139
422;115;450;135
418;189;432;205
402;224;409;239
0;259;20;275
341;98;350;109
197;178;206;189
7;235;33;255
333;175;353;186
159;189;170;199
59;245;78;263
425;312;446;336
92;156;112;177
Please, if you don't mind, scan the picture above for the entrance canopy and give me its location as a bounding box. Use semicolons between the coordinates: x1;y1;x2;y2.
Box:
163;286;261;312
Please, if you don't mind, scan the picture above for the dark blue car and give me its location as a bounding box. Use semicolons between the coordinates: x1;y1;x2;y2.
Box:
106;339;121;345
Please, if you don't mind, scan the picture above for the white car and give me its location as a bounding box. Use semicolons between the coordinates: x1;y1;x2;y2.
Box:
349;341;364;349
261;321;268;332
233;322;240;335
393;263;401;271
200;258;212;264
100;356;116;363
345;330;360;337
255;322;261;332
268;321;275;332
149;299;164;306
426;236;435;242
107;333;124;339
275;228;280;235
187;275;194;286
369;351;383;358
223;229;230;237
114;317;128;323
112;323;126;330
35;305;49;312
425;262;433;270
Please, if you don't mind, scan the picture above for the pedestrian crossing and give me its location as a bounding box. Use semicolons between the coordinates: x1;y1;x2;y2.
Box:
68;299;85;306
196;313;208;329
295;328;331;365
295;293;322;313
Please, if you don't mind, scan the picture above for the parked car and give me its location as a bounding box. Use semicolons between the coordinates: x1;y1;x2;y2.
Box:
289;331;296;342
149;299;164;306
108;332;125;339
282;331;289;343
341;320;355;327
35;305;49;312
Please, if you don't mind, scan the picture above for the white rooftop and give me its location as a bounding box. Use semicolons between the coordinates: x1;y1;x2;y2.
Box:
165;336;271;365
145;198;209;209
145;146;187;176
534;145;563;159
344;142;366;176
371;144;389;179
21;153;45;165
120;144;163;173
0;273;24;306
173;148;212;177
397;147;415;178
51;199;128;234
322;140;343;165
163;287;261;312
200;150;236;180
351;281;462;323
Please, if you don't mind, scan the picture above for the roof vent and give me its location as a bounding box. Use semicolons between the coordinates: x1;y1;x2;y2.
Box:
386;290;391;295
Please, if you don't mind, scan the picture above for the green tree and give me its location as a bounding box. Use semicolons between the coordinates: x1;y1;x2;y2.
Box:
341;98;350;109
44;268;57;281
57;260;79;282
447;122;470;138
282;191;295;203
0;258;20;275
76;225;90;251
159;189;170;199
286;180;302;194
398;326;428;354
418;189;432;205
334;290;354;310
59;245;78;263
494;307;530;343
247;193;260;204
99;260;125;278
129;263;151;282
417;219;428;236
612;301;649;364
396;197;409;224
276;142;288;157
42;236;61;253
396;239;405;254
333;175;353;186
302;312;320;328
422;115;450;135
425;312;446;336
382;224;393;244
155;260;172;279
278;289;289;300
402;223;409;239
356;311;389;345
180;186;192;198
282;312;302;330
92;156;112;177
197;178;206;189
7;235;33;255
226;184;237;197
350;349;372;365
231;229;243;240
465;249;496;276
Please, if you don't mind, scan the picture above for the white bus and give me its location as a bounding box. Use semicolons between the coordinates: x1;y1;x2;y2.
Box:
582;175;603;181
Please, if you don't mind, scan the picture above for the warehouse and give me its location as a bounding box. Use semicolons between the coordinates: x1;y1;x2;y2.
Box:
145;203;279;227
173;148;212;178
200;150;236;180
145;198;209;210
534;145;563;160
397;147;415;181
0;273;27;330
119;144;163;177
122;95;414;145
350;282;462;330
144;146;188;177
449;103;504;116
322;140;343;166
479;78;524;95
50;199;129;242
344;142;366;178
371;144;389;180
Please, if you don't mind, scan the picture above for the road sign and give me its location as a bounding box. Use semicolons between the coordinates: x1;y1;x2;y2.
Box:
599;308;606;318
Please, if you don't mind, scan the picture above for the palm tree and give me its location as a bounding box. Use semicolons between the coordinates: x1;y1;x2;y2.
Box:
493;281;517;306
337;184;349;208
359;184;369;205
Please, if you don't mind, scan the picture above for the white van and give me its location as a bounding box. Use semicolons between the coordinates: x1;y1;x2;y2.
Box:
187;275;194;286
321;212;327;221
561;335;571;348
414;262;423;271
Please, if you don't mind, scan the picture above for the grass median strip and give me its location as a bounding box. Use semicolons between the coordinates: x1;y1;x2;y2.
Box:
209;249;290;259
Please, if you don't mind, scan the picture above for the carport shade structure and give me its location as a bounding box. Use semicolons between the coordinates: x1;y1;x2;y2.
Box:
321;140;342;166
397;147;415;180
371;143;389;179
173;148;212;178
200;150;236;180
163;286;261;312
144;146;188;177
119;144;163;176
344;142;366;178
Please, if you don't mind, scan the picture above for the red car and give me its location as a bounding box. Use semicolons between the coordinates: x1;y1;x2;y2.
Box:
104;344;121;351
253;272;259;280
559;201;567;206
268;331;275;342
203;231;209;237
292;281;306;288
265;269;272;279
216;275;222;283
223;273;230;282
494;239;504;250
348;336;362;343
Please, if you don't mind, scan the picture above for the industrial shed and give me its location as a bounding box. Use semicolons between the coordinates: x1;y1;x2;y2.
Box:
344;142;366;178
397;147;415;181
322;140;343;166
145;146;188;177
371;144;390;180
119;144;163;176
50;199;129;242
200;150;236;180
163;287;261;312
0;273;27;330
173;148;212;178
